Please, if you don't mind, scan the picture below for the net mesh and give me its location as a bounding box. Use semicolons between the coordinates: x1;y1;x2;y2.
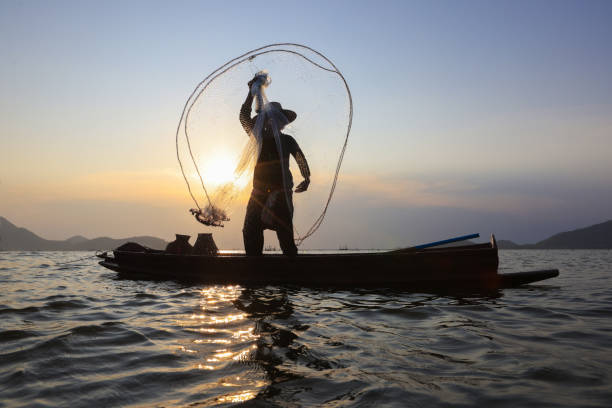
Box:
176;43;352;244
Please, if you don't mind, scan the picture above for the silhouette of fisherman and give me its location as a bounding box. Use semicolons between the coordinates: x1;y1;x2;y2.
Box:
240;76;310;256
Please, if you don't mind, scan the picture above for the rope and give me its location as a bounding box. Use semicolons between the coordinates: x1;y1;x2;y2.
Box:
54;252;103;266
176;43;353;244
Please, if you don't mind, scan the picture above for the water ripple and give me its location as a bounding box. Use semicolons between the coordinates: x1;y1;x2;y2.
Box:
1;250;612;406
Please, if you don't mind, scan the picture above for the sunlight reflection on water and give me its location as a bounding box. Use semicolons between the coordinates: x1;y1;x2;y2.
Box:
174;285;262;404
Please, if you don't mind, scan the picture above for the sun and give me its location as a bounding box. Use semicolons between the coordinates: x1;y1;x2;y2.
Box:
200;154;250;188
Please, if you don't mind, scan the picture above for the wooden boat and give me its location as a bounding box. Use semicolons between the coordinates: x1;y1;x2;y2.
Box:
97;234;559;289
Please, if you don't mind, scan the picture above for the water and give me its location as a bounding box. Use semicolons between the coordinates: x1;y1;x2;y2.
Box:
1;250;611;407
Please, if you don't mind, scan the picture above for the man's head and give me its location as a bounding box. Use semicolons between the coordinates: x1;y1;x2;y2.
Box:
256;101;296;132
269;102;297;124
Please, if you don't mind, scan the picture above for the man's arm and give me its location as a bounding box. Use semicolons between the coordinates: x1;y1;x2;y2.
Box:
291;138;310;193
239;90;255;135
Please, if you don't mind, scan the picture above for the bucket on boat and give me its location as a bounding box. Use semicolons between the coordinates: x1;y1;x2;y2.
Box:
193;233;218;256
166;234;193;255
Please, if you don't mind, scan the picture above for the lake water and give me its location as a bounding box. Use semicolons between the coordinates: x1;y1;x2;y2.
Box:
1;250;611;407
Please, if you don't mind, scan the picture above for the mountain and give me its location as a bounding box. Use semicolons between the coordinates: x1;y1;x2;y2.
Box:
497;240;525;249
0;216;167;251
3;215;612;251
65;235;88;245
498;220;612;249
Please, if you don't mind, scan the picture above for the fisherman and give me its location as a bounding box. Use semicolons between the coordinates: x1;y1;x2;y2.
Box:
240;76;310;256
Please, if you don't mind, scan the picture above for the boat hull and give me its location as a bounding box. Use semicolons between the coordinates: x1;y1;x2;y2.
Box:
97;240;559;289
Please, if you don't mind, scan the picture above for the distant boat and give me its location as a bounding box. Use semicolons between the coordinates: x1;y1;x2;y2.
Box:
97;235;559;289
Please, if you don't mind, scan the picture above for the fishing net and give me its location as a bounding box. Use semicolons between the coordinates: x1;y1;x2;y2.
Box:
176;43;352;245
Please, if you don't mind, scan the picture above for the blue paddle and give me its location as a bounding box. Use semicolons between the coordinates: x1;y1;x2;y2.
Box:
391;233;480;253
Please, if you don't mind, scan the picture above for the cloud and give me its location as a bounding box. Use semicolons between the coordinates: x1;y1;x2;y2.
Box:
2;166;611;248
336;171;564;215
3;169;189;205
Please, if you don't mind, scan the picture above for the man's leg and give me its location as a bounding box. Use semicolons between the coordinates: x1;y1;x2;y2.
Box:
276;225;297;256
243;190;264;256
275;192;297;256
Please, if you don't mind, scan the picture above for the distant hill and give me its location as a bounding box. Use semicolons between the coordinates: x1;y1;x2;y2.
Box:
498;220;612;249
0;216;167;251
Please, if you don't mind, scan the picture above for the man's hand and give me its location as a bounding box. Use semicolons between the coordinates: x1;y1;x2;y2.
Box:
295;178;310;193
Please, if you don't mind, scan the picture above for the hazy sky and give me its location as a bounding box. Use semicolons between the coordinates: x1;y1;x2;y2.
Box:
1;0;611;248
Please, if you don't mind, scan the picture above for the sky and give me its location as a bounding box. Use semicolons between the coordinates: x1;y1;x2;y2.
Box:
1;0;611;249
